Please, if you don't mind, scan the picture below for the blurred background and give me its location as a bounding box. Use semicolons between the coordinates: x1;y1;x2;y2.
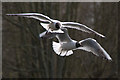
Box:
2;2;118;78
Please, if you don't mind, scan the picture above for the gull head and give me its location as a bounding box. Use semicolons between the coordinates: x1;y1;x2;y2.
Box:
49;20;62;31
76;42;82;48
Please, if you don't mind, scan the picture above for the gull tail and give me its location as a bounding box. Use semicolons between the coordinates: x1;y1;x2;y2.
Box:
52;41;73;56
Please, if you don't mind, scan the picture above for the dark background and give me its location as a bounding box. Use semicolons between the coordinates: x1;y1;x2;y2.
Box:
2;2;118;78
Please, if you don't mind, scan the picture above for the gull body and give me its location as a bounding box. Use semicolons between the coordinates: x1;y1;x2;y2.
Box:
40;28;112;61
7;13;105;38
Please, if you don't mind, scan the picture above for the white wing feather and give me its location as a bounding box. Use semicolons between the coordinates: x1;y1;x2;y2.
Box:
52;41;61;55
6;13;52;23
62;22;105;38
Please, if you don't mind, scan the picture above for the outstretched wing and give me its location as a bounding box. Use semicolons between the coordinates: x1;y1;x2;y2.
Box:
39;31;58;39
39;31;64;39
77;38;112;61
62;22;105;38
6;13;53;23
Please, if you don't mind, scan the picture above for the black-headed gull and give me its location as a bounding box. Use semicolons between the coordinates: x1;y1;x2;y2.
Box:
6;13;105;38
39;28;112;61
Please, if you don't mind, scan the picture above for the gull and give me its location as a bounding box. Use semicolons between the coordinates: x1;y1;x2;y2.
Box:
6;13;105;38
39;28;112;61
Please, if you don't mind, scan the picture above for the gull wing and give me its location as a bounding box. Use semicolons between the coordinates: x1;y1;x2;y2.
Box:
39;31;63;39
40;23;50;31
6;13;53;23
77;38;112;61
62;22;105;38
39;31;56;39
39;28;72;43
50;29;64;33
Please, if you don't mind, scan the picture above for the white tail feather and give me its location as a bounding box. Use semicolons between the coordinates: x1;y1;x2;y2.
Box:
60;50;66;56
52;41;61;55
59;50;73;56
66;50;73;56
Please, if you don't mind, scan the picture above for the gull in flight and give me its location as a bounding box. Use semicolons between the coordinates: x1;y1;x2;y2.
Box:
6;13;105;38
39;28;112;61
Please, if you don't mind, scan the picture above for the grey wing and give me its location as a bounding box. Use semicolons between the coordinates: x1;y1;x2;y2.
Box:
62;22;105;38
6;13;53;23
39;31;60;39
39;29;72;42
78;38;112;60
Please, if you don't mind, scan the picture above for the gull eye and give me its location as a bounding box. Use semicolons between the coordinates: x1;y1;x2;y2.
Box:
55;23;60;29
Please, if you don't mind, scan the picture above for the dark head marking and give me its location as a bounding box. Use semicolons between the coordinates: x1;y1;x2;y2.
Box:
55;22;60;29
76;42;81;48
